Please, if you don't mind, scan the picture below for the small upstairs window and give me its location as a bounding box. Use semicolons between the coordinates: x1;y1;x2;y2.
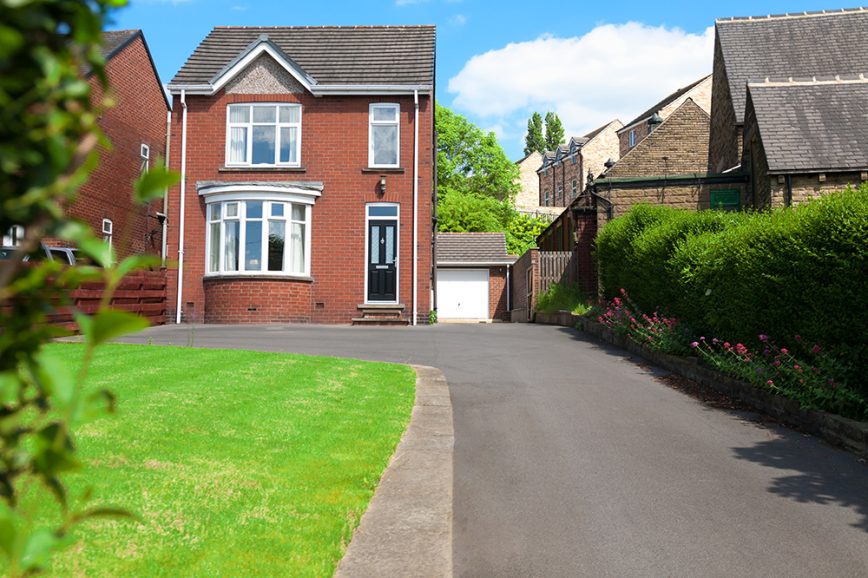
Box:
629;129;636;148
227;103;301;167
369;104;400;168
140;143;150;174
102;219;113;246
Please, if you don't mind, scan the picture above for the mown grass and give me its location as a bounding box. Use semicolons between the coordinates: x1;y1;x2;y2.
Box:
36;343;415;577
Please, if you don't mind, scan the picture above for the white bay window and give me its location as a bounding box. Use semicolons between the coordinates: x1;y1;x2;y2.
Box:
227;103;301;167
206;199;309;276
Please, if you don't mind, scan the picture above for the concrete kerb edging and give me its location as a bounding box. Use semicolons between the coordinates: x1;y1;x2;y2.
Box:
335;365;454;578
569;317;868;460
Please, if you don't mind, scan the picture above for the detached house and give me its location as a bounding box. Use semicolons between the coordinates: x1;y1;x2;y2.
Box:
165;26;435;325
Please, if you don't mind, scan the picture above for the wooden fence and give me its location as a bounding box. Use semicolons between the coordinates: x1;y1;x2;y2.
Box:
46;269;167;329
538;251;577;295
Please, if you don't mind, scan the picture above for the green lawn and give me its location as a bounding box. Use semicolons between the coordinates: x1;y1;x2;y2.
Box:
37;343;415;577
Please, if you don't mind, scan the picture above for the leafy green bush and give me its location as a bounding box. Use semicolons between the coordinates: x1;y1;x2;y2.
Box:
536;282;591;314
594;186;868;396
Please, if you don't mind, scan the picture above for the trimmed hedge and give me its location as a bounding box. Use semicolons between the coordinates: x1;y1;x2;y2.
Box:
595;186;868;392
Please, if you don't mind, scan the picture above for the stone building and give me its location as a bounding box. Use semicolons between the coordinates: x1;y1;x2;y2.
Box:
537;119;623;208
708;8;868;178
742;77;868;208
617;74;712;158
513;151;558;218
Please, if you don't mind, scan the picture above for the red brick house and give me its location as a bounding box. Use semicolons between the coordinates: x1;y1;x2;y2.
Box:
165;26;435;324
35;30;169;261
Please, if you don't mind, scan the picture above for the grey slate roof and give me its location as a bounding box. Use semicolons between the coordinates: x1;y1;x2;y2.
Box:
716;9;868;124
748;79;868;173
172;26;436;86
620;74;711;130
101;30;139;60
436;233;516;265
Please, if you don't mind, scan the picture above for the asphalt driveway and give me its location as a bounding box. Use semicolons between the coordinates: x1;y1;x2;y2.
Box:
125;322;868;577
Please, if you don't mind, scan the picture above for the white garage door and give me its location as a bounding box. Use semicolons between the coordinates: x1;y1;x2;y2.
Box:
437;268;489;320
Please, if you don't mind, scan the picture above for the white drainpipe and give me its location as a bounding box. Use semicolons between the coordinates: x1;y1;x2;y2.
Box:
175;90;188;324
412;89;419;326
161;109;171;265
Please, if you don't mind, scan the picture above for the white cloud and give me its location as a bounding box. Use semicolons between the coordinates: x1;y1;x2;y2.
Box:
449;14;467;26
447;22;714;145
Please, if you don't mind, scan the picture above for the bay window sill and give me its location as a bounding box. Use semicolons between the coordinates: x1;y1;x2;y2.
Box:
204;274;313;283
219;166;307;173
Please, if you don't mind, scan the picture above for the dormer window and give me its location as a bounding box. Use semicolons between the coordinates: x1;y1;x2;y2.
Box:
227;103;301;167
629;129;636;148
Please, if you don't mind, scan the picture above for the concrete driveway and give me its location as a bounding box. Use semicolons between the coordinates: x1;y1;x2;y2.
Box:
126;323;868;577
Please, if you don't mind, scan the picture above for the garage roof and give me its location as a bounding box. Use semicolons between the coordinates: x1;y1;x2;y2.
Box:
436;233;516;266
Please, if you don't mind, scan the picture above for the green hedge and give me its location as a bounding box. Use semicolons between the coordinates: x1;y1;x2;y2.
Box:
595;186;868;391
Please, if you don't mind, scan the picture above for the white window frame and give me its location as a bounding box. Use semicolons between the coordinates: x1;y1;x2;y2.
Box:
140;143;150;174
3;225;24;246
364;202;400;304
225;103;302;167
629;129;636;148
102;219;113;246
368;103;400;168
204;196;312;278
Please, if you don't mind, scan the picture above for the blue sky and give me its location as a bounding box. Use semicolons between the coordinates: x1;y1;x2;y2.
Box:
111;1;863;160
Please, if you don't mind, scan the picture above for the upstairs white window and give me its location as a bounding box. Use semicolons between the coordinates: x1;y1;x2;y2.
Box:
369;104;400;167
206;199;309;276
140;143;150;174
3;225;24;246
629;129;636;148
102;219;113;246
227;104;302;167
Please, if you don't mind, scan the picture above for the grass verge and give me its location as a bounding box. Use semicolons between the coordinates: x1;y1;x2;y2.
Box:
37;343;415;577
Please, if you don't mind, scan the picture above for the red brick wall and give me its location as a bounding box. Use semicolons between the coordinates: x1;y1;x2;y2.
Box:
489;266;509;321
71;35;168;260
166;89;434;324
203;278;312;323
510;248;539;322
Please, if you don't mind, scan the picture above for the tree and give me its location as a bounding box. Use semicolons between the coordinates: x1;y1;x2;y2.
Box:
0;1;177;573
436;103;519;201
523;112;545;156
436;103;546;255
544;112;566;151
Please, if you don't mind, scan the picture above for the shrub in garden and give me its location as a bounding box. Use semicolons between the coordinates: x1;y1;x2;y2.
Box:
594;289;691;355
594;187;868;394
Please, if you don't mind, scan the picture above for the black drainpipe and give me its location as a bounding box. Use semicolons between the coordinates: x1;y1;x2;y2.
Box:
785;174;793;207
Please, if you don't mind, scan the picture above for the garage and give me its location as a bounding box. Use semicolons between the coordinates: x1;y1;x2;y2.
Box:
435;232;516;322
437;268;490;320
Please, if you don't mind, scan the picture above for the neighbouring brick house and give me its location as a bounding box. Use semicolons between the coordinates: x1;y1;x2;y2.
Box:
537;120;623;209
708;8;868;183
617;74;712;158
514;151;558;218
165;26;435;325
742;77;868;208
435;232;515;322
32;30;169;261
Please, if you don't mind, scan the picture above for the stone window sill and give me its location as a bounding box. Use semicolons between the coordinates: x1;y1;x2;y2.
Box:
204;274;313;283
362;167;405;174
219;166;307;173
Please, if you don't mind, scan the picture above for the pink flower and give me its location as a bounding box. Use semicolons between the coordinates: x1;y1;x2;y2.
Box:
767;379;774;386
690;341;699;348
723;342;731;349
613;297;621;307
758;334;769;342
620;288;626;295
811;344;821;354
780;348;789;355
712;338;719;345
735;343;748;355
772;360;781;367
794;364;801;371
795;335;802;342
